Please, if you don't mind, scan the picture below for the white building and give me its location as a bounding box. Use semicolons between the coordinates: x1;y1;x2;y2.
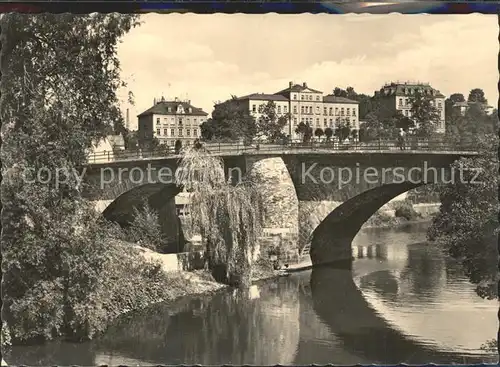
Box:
233;82;360;140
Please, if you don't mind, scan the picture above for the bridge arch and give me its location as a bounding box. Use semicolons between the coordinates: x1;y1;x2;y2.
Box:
102;182;185;252
310;182;423;266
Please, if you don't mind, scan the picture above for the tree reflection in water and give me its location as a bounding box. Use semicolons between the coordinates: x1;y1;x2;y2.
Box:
96;277;301;365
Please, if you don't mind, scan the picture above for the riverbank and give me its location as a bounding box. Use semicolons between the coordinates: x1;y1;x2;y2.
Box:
362;216;433;230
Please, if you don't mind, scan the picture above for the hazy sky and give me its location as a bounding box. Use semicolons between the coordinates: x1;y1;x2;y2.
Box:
117;14;497;130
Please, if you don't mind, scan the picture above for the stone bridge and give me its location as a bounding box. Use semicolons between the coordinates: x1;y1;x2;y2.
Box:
81;149;477;265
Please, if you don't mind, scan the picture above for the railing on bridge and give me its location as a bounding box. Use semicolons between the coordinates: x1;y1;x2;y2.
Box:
86;138;479;164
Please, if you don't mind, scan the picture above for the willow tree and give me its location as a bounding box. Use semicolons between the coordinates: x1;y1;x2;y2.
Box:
175;145;263;287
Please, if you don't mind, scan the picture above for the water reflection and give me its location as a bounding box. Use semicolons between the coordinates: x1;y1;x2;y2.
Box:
5;224;497;365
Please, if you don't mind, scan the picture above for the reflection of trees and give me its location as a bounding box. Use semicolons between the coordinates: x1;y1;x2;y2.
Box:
399;244;445;299
359;270;399;302
97;278;300;365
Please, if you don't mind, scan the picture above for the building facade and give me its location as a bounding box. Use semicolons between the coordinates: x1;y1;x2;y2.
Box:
138;97;208;147
234;82;359;141
374;81;446;133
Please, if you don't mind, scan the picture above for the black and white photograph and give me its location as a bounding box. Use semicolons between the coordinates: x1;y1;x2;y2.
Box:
1;12;498;365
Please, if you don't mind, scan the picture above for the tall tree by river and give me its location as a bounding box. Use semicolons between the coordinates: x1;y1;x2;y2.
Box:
0;14;172;344
428;107;498;300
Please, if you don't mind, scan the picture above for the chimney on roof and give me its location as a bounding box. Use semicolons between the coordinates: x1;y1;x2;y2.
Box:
303;82;307;88
153;98;156;105
289;81;293;88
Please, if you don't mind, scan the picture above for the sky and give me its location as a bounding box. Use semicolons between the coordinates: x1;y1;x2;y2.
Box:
117;13;497;130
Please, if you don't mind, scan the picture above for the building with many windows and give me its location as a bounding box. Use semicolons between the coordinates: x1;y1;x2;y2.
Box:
374;81;446;133
138;97;208;147
234;82;359;140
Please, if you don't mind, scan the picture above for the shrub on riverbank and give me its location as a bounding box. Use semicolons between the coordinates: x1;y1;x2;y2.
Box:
394;200;420;221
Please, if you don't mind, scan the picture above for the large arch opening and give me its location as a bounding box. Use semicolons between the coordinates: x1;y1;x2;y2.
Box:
309;182;424;266
102;183;187;253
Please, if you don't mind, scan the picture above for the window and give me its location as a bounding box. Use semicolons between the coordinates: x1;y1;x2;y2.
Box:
301;95;304;100
194;118;197;124
347;108;350;116
167;107;171;112
316;118;319;125
293;94;297;100
179;118;183;125
324;107;327;115
301;106;304;114
438;102;442;109
284;106;287;113
316;106;320;114
164;129;168;135
335;107;339;115
293;106;297;114
277;106;281;114
187;129;191;137
399;98;403;106
341;108;344;116
178;128;183;136
352;109;356;116
164;118;168;123
301;117;304;123
324;118;327;126
329;107;333;116
187;118;190;124
156;128;161;135
194;129;198;136
293;117;297;124
309;95;312;101
316;96;320;101
171;128;174;136
404;110;408;116
330;118;333;125
156;118;160;124
252;104;256;112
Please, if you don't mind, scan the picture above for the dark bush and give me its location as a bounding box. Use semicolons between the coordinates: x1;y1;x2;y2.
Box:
394;201;419;221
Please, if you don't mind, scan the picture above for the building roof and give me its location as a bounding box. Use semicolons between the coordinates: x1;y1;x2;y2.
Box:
375;82;445;98
236;93;288;102
323;95;359;104
138;100;208;117
275;82;323;97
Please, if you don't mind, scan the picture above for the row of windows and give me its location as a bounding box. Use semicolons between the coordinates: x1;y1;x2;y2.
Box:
252;104;357;116
295;117;357;126
156;117;203;125
156;128;199;137
293;94;321;101
398;98;442;109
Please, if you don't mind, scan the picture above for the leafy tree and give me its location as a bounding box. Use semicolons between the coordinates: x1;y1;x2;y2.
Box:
446;104;497;148
201;97;257;142
445;93;466;120
393;112;415;131
324;127;334;141
334;119;352;142
314;128;324;140
428;146;498;300
333;87;348;98
124;130;139;150
359;112;394;141
257;101;289;143
295;122;313;143
467;88;487;104
409;91;442;138
1;13;147;343
175;139;183;154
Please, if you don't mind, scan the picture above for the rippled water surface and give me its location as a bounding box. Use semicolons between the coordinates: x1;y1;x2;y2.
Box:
7;222;498;365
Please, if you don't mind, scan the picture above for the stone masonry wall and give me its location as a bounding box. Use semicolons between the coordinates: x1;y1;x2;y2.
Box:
246;157;299;250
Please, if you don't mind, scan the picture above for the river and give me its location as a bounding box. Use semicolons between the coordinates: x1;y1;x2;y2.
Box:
6;222;498;365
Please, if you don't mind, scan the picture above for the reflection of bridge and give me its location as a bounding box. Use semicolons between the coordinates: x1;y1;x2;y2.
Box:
84;142;477;264
301;266;485;364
